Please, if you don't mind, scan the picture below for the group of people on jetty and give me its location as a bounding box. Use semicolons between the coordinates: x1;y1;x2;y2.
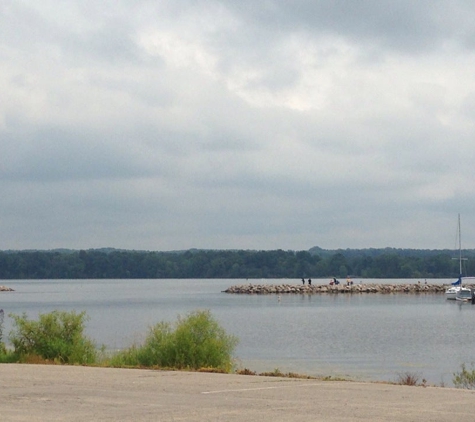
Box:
302;277;354;286
302;277;353;286
330;277;354;286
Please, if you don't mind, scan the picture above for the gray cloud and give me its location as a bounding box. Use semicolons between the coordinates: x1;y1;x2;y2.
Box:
218;0;475;52
1;1;475;251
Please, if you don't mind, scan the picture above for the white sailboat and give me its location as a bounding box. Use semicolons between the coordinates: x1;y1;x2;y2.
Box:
445;279;461;300
445;214;472;300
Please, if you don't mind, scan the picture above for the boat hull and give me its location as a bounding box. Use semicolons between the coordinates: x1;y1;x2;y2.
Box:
445;287;459;300
455;287;473;302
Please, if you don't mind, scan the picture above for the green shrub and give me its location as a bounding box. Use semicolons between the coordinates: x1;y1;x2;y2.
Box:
110;310;238;372
107;345;143;367
0;309;4;348
0;309;6;358
9;310;97;364
453;363;475;389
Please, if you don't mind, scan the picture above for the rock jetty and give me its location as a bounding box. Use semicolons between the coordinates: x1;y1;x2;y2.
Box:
223;283;463;295
0;285;14;292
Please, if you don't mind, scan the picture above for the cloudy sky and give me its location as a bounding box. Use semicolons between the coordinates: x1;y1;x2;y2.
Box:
2;0;475;252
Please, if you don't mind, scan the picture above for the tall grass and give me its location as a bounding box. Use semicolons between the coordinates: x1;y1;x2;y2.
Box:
109;310;238;372
394;371;427;386
0;309;4;344
0;309;5;355
8;310;97;364
0;309;16;363
453;363;475;389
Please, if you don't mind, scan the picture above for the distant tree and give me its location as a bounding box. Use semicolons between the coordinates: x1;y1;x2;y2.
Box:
0;248;469;279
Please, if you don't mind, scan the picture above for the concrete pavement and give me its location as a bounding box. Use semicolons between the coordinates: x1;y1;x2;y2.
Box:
1;364;474;421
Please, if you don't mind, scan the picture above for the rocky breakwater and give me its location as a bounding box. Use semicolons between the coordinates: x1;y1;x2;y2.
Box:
0;285;14;292
223;283;455;295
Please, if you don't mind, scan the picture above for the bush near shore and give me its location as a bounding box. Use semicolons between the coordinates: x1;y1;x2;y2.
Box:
0;309;238;372
8;311;97;364
108;310;238;371
1;309;475;389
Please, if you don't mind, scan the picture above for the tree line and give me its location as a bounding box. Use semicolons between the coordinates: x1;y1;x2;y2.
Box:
0;248;474;279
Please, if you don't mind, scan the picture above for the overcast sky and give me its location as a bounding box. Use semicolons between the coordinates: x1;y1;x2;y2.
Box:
2;0;475;252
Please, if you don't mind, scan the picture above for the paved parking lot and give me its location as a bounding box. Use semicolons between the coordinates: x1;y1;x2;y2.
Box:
1;364;474;421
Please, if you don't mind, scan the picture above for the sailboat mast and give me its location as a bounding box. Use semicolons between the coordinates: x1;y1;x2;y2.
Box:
458;213;462;276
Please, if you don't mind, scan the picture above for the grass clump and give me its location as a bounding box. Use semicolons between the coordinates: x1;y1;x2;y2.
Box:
259;368;285;377
8;310;97;364
0;309;4;350
236;368;257;376
258;368;317;379
0;309;6;359
0;309;26;363
453;363;475;389
394;371;425;386
109;310;238;372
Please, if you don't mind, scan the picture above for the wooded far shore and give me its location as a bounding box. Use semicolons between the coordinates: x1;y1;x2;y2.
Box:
0;247;473;279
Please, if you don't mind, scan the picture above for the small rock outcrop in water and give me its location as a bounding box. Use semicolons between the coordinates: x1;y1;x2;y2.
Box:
0;285;14;292
223;283;461;294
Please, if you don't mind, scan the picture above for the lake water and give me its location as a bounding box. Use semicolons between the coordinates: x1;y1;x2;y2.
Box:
1;278;474;386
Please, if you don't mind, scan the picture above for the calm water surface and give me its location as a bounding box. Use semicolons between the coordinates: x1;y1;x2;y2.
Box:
1;278;473;385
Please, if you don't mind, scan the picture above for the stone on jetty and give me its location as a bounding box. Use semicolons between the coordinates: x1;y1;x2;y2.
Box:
223;282;454;295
